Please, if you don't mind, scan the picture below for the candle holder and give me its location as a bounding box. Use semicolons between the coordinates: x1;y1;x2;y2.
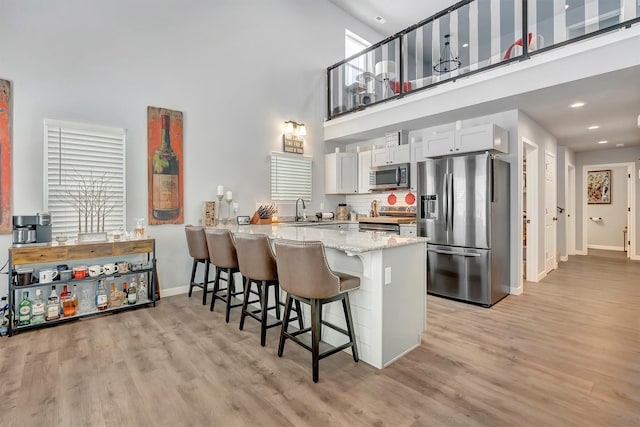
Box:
225;195;233;225
216;194;224;226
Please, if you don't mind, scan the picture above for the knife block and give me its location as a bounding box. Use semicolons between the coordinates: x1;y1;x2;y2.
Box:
250;211;272;224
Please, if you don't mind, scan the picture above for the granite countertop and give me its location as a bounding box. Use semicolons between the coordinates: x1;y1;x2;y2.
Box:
217;223;427;253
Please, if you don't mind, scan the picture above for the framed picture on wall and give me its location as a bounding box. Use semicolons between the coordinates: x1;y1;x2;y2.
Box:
587;169;611;204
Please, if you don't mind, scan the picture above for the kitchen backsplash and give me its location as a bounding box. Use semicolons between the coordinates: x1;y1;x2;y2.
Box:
345;191;416;216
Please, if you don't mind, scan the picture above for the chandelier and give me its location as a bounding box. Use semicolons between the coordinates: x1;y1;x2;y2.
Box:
433;34;461;73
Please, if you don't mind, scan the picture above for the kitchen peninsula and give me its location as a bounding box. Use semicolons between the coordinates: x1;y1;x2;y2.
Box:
225;223;428;369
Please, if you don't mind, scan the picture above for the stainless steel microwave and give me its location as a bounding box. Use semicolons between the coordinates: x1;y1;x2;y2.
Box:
370;163;410;191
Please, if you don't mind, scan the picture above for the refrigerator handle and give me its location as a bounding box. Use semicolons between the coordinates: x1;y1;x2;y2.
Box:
396;167;400;186
490;158;495;203
443;172;448;231
449;173;454;232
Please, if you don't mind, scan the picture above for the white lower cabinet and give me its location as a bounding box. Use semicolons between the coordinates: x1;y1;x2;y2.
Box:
399;224;417;237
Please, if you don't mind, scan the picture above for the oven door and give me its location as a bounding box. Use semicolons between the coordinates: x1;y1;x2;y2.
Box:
358;222;400;234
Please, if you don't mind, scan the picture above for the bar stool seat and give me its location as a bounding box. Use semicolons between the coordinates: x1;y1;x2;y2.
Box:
205;228;243;323
184;225;215;305
274;239;359;383
234;233;303;346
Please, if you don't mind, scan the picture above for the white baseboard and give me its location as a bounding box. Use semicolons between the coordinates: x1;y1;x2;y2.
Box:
161;285;190;298
537;271;547;281
510;284;523;295
560;255;568;262
587;245;625;251
576;250;587;255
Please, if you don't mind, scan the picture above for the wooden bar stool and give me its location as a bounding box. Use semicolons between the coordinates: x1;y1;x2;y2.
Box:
204;229;243;323
184;225;214;305
235;234;303;346
274;239;359;383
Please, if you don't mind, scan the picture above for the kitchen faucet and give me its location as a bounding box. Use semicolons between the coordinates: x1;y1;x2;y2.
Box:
295;198;306;222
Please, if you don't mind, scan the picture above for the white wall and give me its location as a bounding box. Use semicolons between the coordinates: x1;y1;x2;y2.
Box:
0;0;383;296
586;166;628;249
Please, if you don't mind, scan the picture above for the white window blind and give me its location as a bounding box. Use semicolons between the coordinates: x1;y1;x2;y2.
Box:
44;119;126;237
270;152;312;202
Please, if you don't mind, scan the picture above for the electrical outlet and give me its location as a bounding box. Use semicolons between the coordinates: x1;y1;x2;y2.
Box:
233;202;239;211
384;267;392;285
320;202;324;210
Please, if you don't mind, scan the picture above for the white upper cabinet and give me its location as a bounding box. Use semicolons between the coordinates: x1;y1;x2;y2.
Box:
371;144;410;167
423;131;455;157
423;124;509;157
409;140;424;192
325;152;357;194
357;150;373;193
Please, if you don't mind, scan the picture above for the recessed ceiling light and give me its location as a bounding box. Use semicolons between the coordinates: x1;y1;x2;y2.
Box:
462;43;469;48
375;16;386;24
587;125;600;130
570;102;586;108
565;4;569;9
616;143;625;147
597;140;608;144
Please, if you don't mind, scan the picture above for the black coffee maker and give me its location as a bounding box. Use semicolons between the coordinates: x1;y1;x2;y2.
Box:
12;213;52;245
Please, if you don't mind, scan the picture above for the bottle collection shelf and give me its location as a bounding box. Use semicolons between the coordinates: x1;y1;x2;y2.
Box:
12;268;155;290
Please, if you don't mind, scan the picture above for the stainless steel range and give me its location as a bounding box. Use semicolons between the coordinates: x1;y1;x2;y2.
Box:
358;206;416;234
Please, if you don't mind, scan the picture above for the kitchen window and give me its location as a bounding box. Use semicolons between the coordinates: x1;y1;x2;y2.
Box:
270;152;312;202
43;119;126;237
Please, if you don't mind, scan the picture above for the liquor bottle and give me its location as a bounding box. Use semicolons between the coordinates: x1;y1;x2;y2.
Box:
152;113;180;220
59;285;70;316
127;277;137;305
122;282;127;304
31;289;45;324
72;285;78;311
18;291;32;326
138;274;148;303
61;285;75;317
95;280;108;311
46;286;61;321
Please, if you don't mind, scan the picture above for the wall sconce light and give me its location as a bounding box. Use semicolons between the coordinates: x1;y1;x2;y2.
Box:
283;120;305;154
284;120;306;136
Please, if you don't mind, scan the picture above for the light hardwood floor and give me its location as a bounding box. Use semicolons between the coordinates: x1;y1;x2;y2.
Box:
1;249;638;426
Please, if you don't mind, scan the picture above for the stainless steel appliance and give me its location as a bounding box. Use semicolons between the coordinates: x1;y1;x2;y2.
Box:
370;163;410;191
417;153;510;307
358;206;416;234
12;213;52;245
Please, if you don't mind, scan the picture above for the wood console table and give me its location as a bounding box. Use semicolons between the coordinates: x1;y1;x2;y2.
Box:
7;239;157;336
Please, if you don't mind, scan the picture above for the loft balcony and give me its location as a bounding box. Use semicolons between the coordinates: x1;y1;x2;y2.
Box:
325;0;640;137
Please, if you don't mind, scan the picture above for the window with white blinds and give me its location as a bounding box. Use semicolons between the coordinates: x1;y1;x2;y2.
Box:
270;152;312;202
44;119;126;237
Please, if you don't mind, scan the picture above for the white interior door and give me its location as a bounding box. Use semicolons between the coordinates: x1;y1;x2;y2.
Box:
567;163;576;256
522;138;538;283
545;152;557;273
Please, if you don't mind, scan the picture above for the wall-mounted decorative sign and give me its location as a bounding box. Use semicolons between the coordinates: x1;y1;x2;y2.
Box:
283;134;304;154
0;79;12;234
587;169;611;204
148;106;184;225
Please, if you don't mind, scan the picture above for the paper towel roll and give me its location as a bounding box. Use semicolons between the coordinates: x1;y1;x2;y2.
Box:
321;212;334;219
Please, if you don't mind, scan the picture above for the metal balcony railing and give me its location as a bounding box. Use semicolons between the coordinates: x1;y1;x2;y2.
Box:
327;0;640;120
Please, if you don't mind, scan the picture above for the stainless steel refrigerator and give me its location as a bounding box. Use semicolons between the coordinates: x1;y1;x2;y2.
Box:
417;153;510;307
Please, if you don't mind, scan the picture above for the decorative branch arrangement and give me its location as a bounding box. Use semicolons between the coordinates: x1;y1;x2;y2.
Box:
61;171;121;233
